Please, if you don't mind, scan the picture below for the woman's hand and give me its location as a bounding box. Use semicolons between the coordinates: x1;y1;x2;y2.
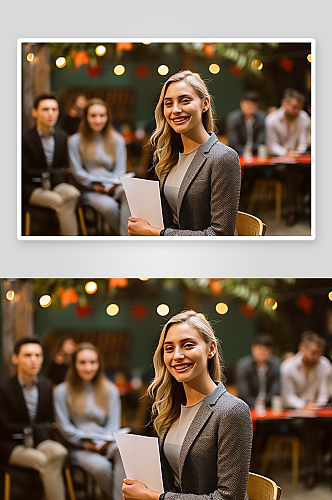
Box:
122;479;161;500
84;440;97;452
127;217;161;236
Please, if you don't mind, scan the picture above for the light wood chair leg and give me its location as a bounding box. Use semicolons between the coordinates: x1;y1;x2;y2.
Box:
64;467;77;500
25;212;31;236
77;206;87;236
4;471;11;500
260;436;274;476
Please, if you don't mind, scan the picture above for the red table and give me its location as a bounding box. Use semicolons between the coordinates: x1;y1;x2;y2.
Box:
239;154;311;177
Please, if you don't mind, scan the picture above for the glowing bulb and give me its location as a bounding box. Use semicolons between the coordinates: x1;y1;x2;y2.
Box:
39;295;52;308
95;45;106;56
157;304;169;316
55;57;66;69
209;63;220;74
216;302;228;315
158;65;169;76
6;290;15;301
328;292;332;301
114;65;125;76
197;313;206;319
142;42;152;45
251;59;263;70
307;54;312;63
85;281;98;294
264;298;277;310
139;278;150;281
27;53;34;62
106;304;119;316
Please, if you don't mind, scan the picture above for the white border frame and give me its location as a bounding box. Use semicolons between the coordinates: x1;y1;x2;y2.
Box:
17;38;315;241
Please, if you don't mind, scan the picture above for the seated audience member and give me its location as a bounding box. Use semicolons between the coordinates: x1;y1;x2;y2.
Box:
226;90;265;156
22;93;80;236
54;342;125;500
281;331;331;489
236;333;280;409
68;98;130;236
46;338;76;386
265;88;311;226
0;338;68;500
62;94;88;137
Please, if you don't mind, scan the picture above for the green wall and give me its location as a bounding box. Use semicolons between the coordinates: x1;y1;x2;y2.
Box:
34;291;256;378
51;52;243;128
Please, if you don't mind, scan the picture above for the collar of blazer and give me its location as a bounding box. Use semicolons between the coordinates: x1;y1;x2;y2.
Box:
161;132;219;215
160;381;226;483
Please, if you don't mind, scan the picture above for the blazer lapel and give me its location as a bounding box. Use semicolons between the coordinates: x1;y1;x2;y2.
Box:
179;382;226;485
12;376;30;422
177;133;219;217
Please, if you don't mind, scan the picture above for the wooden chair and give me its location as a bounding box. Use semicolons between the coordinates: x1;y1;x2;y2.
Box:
236;211;266;236
247;472;282;500
248;179;283;224
260;435;301;486
23;203;87;236
0;462;76;500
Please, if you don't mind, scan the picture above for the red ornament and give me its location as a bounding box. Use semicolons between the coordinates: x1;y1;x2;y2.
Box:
71;50;90;68
209;279;223;295
134;64;151;79
108;278;128;290
74;304;94;319
57;287;79;308
116;42;133;53
229;64;243;78
295;295;313;314
86;66;103;78
239;302;255;318
278;57;294;74
204;43;215;57
129;303;149;320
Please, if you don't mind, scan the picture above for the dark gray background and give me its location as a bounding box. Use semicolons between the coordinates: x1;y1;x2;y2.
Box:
2;0;330;277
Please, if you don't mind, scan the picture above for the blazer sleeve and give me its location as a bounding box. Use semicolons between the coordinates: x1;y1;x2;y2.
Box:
164;401;252;500
163;148;241;236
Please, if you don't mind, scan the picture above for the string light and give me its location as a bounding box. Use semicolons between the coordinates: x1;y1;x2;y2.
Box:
209;64;220;74
307;54;312;63
157;304;169;316
251;60;263;71
39;295;52;308
264;298;278;310
215;302;228;315
328;292;332;301
55;57;66;69
6;290;15;301
114;65;125;76
27;53;34;62
139;278;150;281
142;42;152;45
95;45;106;56
158;65;169;76
85;281;98;294
106;304;119;316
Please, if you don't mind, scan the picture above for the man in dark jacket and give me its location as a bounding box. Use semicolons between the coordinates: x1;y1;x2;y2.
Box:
226;90;265;156
0;337;68;500
235;333;280;408
22;93;80;235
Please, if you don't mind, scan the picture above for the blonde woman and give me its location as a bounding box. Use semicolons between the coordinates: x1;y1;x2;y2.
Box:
54;343;125;500
122;310;253;500
128;71;241;236
68;98;130;235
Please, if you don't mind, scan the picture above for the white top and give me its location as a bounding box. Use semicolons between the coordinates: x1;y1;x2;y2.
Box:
265;106;310;156
164;148;199;224
164;399;203;487
280;351;331;409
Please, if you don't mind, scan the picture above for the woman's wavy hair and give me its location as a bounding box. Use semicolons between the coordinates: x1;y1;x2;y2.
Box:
150;70;217;180
65;342;111;417
148;310;225;436
78;98;117;163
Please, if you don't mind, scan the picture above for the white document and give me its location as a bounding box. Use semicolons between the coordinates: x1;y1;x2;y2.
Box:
120;177;164;229
114;433;164;492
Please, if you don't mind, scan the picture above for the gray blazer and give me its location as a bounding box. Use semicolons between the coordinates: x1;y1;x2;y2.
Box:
160;133;241;236
159;382;252;500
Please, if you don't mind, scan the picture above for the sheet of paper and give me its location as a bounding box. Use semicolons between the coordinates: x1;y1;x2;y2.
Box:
114;433;164;492
120;177;164;229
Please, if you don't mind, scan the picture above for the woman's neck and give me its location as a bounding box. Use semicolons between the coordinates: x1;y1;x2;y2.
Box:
183;375;217;406
181;128;210;154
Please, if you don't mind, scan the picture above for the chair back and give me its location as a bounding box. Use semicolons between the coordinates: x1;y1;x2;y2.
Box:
247;472;281;500
236;211;266;236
